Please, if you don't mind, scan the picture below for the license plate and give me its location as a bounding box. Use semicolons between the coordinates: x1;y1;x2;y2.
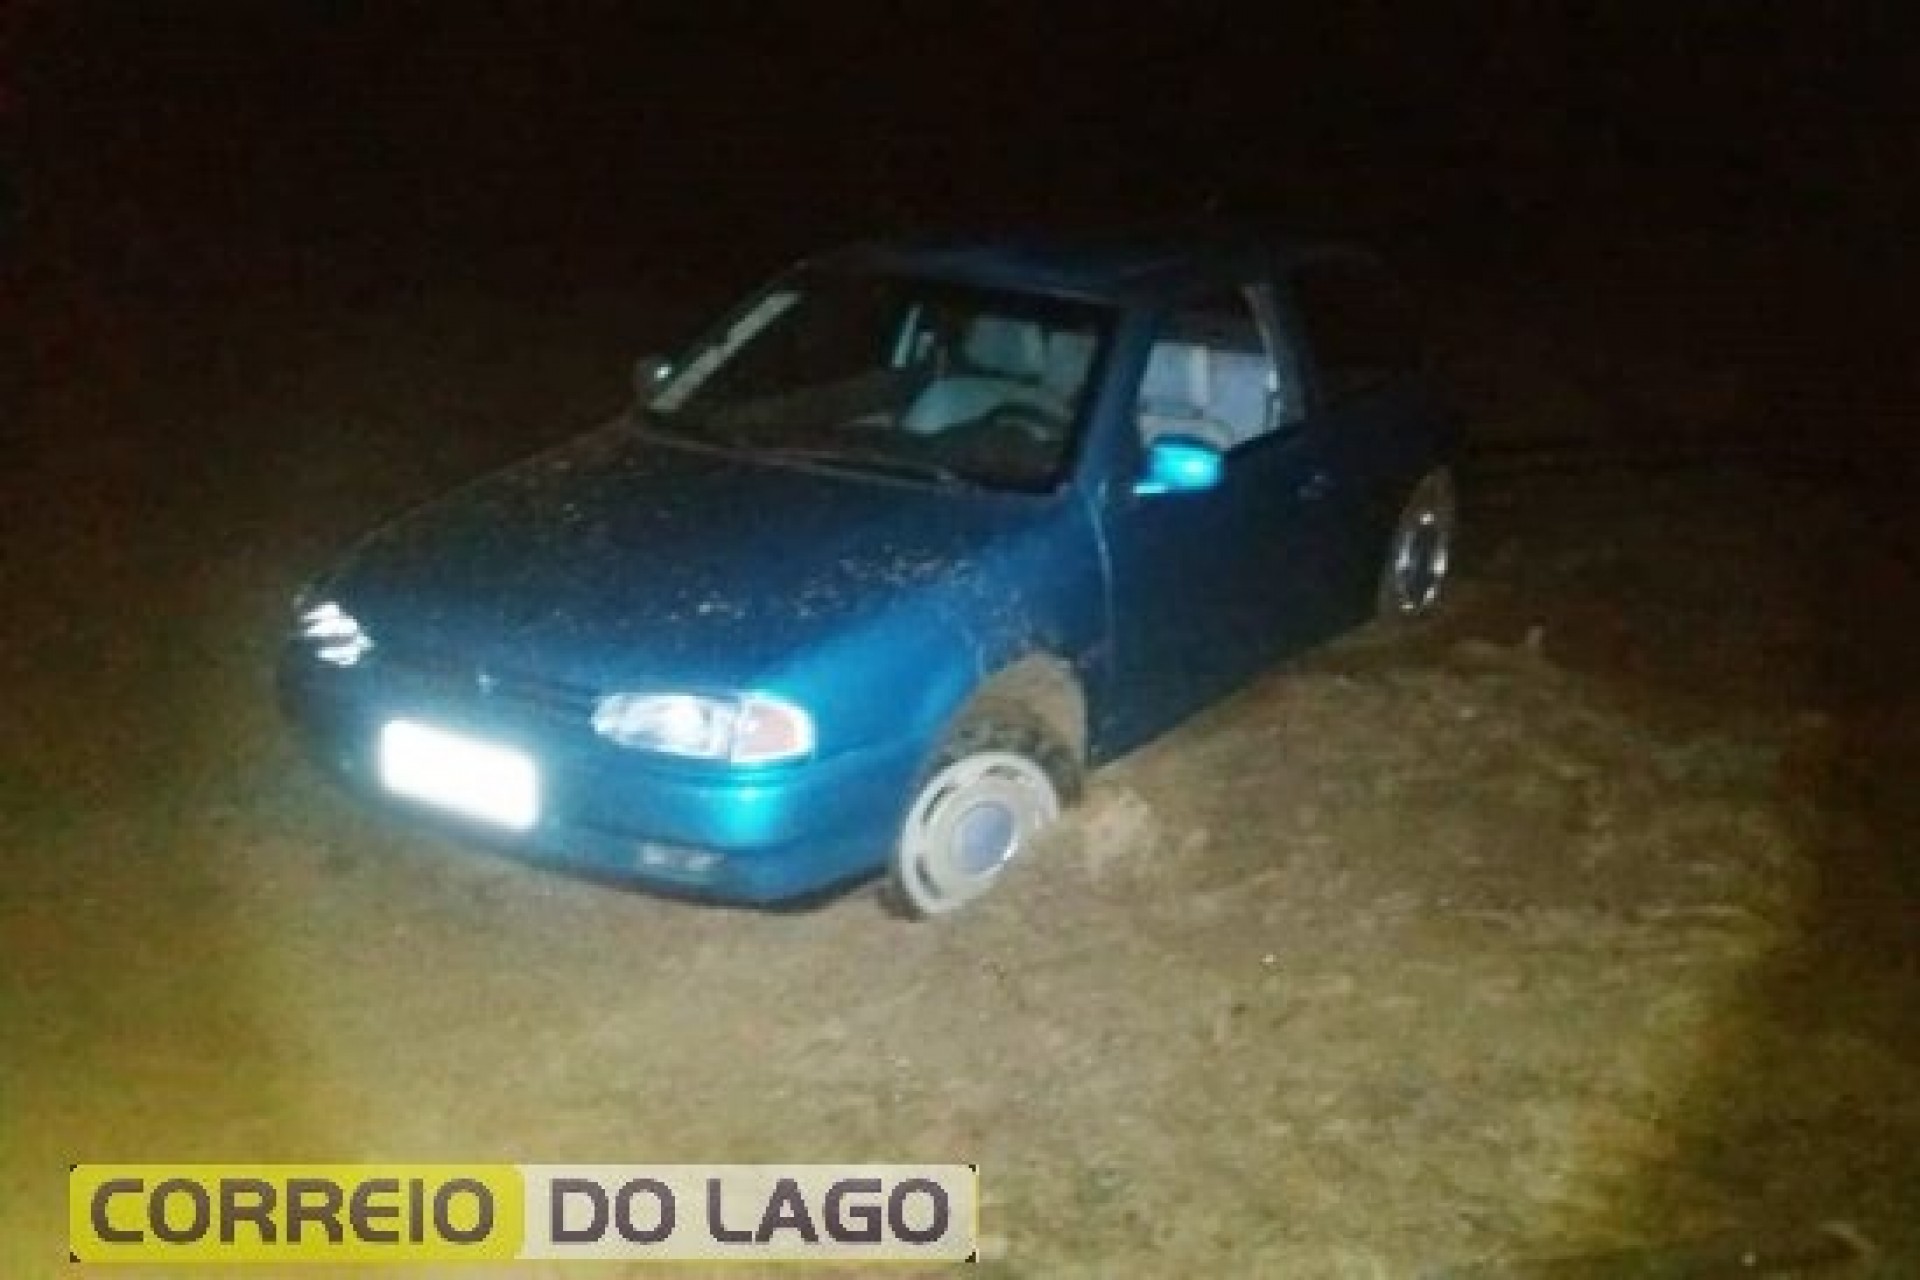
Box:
377;719;539;831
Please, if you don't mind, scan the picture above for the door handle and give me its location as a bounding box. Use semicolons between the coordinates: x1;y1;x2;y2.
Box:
1296;468;1334;501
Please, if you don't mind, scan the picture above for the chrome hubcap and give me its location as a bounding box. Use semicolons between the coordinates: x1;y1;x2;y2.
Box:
897;752;1060;915
1386;471;1456;616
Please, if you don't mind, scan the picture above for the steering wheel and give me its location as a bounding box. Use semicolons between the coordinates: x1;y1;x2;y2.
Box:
981;405;1060;444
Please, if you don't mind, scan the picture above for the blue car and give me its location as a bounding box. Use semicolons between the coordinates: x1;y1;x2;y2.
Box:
280;233;1459;916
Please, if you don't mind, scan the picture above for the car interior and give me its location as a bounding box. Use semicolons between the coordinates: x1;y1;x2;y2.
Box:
900;315;1095;440
1136;291;1302;454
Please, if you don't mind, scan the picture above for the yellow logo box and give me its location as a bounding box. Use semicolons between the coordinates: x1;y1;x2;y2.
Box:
71;1164;978;1264
70;1165;524;1263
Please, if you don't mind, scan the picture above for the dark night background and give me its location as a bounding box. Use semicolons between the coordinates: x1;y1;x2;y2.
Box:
8;4;1917;295
8;3;1919;467
3;3;1917;1274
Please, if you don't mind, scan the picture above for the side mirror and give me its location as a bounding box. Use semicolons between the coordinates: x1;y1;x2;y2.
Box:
632;353;673;402
1134;435;1225;496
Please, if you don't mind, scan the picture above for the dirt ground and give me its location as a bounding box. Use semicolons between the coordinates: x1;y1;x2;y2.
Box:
3;236;1916;1278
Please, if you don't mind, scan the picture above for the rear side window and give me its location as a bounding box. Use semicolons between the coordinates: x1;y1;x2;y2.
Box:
1134;287;1303;453
1289;260;1420;402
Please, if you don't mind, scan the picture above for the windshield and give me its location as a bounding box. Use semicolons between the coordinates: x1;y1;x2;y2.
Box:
644;269;1113;493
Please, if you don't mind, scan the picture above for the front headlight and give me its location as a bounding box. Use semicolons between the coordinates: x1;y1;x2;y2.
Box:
298;600;374;667
590;692;815;765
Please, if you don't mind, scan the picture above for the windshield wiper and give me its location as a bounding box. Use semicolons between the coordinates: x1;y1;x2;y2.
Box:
628;410;754;459
758;444;974;489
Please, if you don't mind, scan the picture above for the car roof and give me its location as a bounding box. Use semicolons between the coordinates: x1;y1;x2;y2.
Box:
810;228;1379;305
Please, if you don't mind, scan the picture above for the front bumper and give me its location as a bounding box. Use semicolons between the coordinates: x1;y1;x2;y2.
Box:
278;654;922;904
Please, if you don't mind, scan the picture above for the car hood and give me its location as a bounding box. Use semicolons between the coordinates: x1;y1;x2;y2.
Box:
327;424;1049;691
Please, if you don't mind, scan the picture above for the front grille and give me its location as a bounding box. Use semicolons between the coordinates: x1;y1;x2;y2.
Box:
377;648;598;722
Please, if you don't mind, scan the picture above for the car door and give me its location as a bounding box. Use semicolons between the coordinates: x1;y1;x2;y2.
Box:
1100;280;1354;744
1278;253;1436;625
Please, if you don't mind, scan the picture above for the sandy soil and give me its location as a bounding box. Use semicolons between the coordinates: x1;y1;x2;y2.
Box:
3;245;1916;1278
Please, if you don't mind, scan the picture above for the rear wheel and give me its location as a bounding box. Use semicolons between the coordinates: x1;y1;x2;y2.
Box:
884;705;1078;919
1376;466;1457;621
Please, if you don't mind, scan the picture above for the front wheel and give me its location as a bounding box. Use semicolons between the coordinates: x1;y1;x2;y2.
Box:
1376;466;1458;621
884;706;1077;919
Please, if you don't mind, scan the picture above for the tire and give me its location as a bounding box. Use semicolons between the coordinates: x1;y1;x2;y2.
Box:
883;702;1080;920
1375;466;1458;622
